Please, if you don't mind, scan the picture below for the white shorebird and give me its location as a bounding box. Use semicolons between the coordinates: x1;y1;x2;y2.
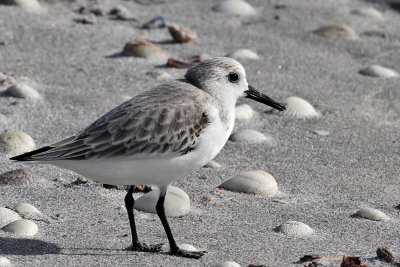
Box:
11;57;285;259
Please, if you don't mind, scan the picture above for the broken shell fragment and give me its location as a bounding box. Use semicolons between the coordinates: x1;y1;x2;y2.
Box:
123;40;166;60
168;25;197;43
313;25;357;39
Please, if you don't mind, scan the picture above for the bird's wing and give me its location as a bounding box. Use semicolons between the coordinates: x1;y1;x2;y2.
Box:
12;82;210;161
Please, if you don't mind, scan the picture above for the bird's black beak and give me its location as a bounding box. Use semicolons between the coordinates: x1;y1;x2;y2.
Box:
245;85;286;111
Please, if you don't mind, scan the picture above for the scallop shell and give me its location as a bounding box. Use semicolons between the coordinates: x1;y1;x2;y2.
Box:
277;221;314;237
235;104;255;120
134;186;190;217
2;219;38;236
220;170;279;196
227;49;259;60
0;131;36;156
355;208;389;221
359;65;399;78
212;0;256;16
168;25;197;43
0;207;22;227
123;40;166;60
229;129;274;144
0;256;11;267
5;82;40;99
282;96;319;118
211;261;241;267
313;25;357;39
15;203;42;217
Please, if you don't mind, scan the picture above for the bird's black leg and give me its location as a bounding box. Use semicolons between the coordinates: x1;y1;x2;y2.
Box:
156;186;206;259
125;185;163;252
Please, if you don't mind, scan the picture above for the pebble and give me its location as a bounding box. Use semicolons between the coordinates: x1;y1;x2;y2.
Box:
109;5;136;21
2;219;38;236
168;25;197;43
227;49;259;60
211;261;241;267
134;186;191;217
0;256;11;267
235;104;255;120
146;70;172;80
74;14;97;25
313;25;357;39
0;131;36;156
313;129;329;136
355;208;389;221
230;129;274;144
0;207;22;227
219;170;279;196
277;221;314;237
5;82;40;99
142;16;165;29
15;203;42;217
282;96;319;118
359;65;399;78
351;7;383;20
123;40;166;60
212;0;256;16
203;160;221;168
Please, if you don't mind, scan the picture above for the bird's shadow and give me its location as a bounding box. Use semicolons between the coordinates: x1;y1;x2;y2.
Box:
0;237;61;255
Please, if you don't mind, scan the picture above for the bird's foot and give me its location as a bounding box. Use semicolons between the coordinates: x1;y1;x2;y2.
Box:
170;248;207;259
127;242;163;253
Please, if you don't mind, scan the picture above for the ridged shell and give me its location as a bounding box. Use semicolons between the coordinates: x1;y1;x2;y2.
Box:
211;261;241;267
2;219;38;236
134;186;190;217
15;203;42;217
282;96;319;118
212;0;256;16
229;129;273;144
235;104;255;120
359;65;399;78
0;207;22;227
123;40;166;60
0;131;36;156
313;25;357;39
5;82;40;99
220;170;279;196
277;221;314;237
355;208;389;221
0;256;11;267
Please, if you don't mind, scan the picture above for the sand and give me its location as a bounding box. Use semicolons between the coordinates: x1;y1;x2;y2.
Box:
0;0;399;266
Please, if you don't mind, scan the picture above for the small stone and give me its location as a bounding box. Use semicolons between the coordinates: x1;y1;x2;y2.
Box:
168;25;197;43
203;160;221;168
313;25;357;39
74;14;97;25
5;82;40;99
0;131;36;156
230;129;273;144
235;104;255;120
212;0;256;16
2;219;38;236
0;256;11;267
359;65;399;78
227;49;259;60
142;16;165;29
123;40;167;60
313;130;329;136
109;5;136;21
146;70;172;80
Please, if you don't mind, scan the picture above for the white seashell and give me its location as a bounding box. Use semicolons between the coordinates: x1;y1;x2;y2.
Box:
0;131;36;156
204;160;221;168
0;207;22;227
146;70;172;80
277;221;314;237
313;25;357;39
123;40;167;61
0;256;11;267
178;243;198;252
12;0;42;13
351;7;383;20
355;208;389;221
230;129;274;145
211;261;241;267
15;203;42;217
313;129;329;136
212;0;256;16
220;170;279;196
2;219;38;236
227;49;259;60
235;104;255;120
282;96;319;118
134;186;190;217
359;65;399;78
5;82;40;99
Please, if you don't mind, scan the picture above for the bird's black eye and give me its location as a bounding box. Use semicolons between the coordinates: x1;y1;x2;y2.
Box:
228;72;239;83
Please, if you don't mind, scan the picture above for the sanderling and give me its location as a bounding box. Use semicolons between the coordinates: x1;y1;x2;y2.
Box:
11;57;285;259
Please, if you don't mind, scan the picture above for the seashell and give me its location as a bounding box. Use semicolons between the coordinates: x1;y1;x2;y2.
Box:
359;65;399;78
313;129;329;136
203;160;221;168
235;104;255;120
277;221;314;237
7;0;42;13
313;25;357;39
167;58;201;69
355;208;389;221
0;131;36;156
123;40;166;60
211;261;241;267
230;129;274;144
134;186;190;217
2;219;38;236
109;5;136;21
351;7;383;20
168;25;197;43
227;49;259;60
220;170;279;196
212;0;256;16
5;82;40;99
0;256;11;267
0;207;22;227
15;203;42;217
146;70;172;80
142;16;166;29
282;96;319;118
178;243;198;252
